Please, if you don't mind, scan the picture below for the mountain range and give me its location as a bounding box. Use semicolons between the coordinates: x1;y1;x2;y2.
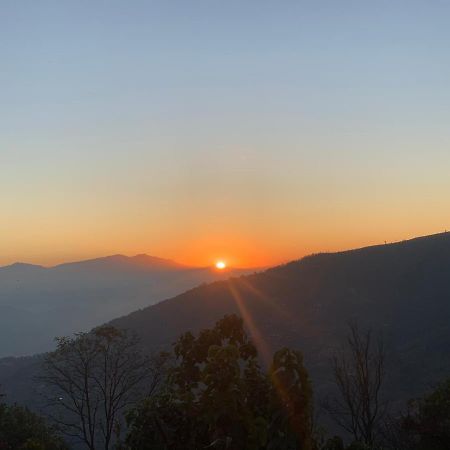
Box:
0;254;254;356
1;232;450;413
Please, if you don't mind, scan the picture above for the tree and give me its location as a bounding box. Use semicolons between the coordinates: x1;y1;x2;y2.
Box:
39;326;165;450
391;378;450;449
321;436;345;450
269;348;314;450
323;322;387;446
124;314;314;450
0;401;68;450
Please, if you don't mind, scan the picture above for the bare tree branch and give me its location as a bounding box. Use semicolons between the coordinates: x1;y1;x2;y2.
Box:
323;321;388;446
37;326;167;450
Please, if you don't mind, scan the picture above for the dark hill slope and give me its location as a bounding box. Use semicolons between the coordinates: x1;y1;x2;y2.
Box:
110;233;450;402
2;233;450;408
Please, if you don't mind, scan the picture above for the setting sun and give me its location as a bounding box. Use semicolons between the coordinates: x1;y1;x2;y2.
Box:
215;261;227;270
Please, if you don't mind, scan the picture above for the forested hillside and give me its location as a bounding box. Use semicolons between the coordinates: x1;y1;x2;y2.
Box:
2;233;450;412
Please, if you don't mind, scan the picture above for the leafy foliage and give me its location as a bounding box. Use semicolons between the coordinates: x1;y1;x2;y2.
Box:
124;314;314;450
394;378;450;449
269;348;313;449
0;402;67;450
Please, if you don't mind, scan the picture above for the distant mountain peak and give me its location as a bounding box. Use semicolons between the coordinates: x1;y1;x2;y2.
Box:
0;262;45;271
50;253;189;272
9;262;42;268
129;253;187;267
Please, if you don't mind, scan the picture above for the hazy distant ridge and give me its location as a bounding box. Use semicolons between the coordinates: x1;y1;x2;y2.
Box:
0;254;253;357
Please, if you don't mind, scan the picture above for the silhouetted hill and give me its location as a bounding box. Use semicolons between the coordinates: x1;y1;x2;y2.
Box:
0;254;252;356
52;254;187;273
2;233;450;411
108;232;450;403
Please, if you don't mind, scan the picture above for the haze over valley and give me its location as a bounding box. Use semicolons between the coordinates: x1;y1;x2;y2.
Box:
0;254;253;356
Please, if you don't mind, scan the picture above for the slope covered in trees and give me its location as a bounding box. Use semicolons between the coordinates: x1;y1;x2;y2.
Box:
2;232;450;413
109;232;450;404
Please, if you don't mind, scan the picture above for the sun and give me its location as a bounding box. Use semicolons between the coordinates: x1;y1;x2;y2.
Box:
215;260;227;270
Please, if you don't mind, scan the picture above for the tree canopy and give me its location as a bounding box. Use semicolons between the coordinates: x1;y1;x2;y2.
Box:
124;314;314;450
399;378;450;449
0;401;67;450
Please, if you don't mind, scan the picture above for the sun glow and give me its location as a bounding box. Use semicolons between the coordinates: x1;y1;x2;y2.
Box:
215;261;227;270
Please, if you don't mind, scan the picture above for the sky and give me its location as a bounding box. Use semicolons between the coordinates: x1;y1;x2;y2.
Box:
2;0;450;268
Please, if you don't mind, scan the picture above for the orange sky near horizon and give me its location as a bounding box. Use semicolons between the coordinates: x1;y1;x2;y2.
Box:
2;144;450;268
3;2;450;269
2;221;449;269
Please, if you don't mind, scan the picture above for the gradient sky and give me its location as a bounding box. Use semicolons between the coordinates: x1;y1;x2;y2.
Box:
2;1;450;267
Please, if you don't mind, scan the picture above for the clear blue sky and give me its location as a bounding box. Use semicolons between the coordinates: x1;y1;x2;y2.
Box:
2;1;450;266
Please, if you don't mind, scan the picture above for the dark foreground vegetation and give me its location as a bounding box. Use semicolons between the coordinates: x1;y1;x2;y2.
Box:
1;315;450;449
0;399;68;449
